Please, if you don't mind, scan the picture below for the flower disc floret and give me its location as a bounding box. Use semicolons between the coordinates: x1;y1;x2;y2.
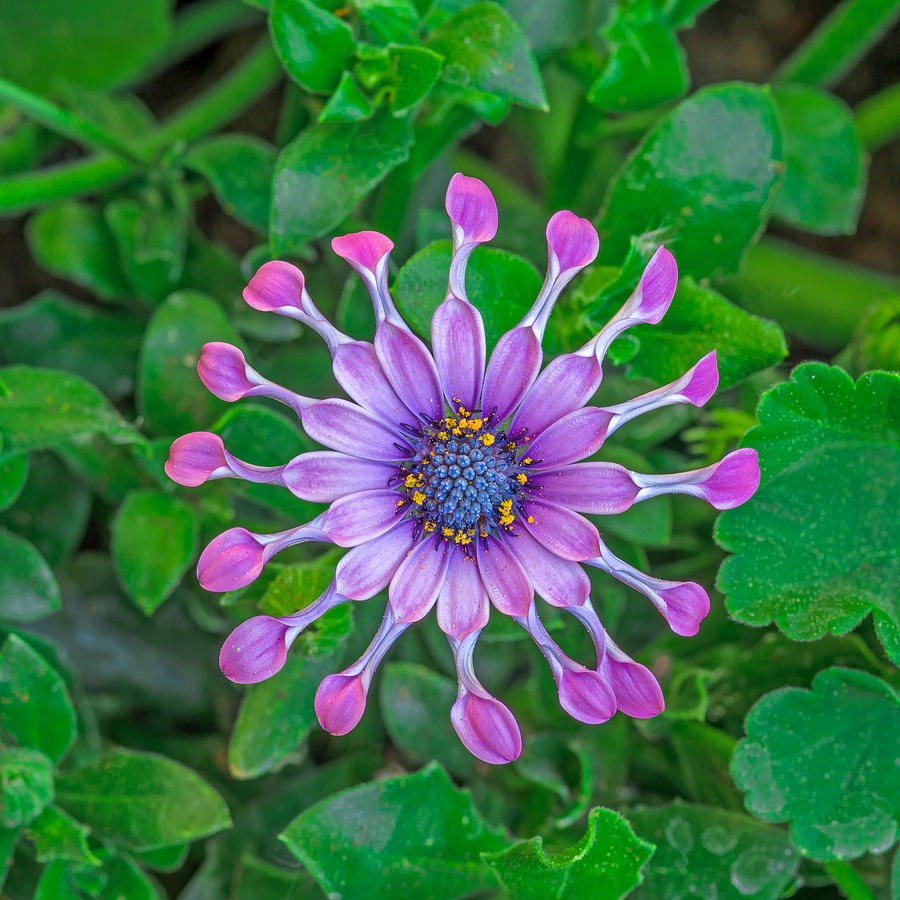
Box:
167;173;761;766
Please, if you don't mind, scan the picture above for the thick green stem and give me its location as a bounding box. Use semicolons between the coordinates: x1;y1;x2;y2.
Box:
0;77;145;162
773;0;900;88
823;860;879;900
724;237;900;349
856;81;900;150
0;41;281;215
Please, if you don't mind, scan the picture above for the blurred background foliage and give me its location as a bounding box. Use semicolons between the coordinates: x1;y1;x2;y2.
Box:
0;0;898;897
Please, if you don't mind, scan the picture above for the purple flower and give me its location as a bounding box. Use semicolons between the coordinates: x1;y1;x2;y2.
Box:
168;174;760;765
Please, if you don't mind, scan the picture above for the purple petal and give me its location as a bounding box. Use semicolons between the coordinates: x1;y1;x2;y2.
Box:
332;340;414;421
322;489;403;547
388;539;452;623
165;432;228;486
301;398;403;461
603;650;664;718
219;615;296;684
451;688;522;765
282;452;394;502
532;462;640;514
630;448;761;510
510;351;602;438
315;673;367;735
197;342;256;402
480;327;543;422
436;552;489;640
546;210;599;273
334;521;416;600
505;527;590;608
243;260;304;314
557;667;617;724
633;246;678;325
198;520;327;592
527;406;615;468
331;231;395;326
522;500;601;561
475;535;533;618
678;350;719;406
431;297;486;410
446;173;498;245
374;321;443;421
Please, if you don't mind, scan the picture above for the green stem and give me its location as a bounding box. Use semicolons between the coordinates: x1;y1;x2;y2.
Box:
773;0;900;88
0;41;281;215
855;81;900;150
0;77;146;163
823;860;879;900
724;237;900;349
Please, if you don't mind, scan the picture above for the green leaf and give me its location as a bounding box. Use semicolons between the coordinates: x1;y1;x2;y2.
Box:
717;364;900;664
0;454;27;512
628;801;800;900
33;858;82;900
281;763;507;899
25;204;131;301
271;110;413;251
597;83;783;279
483;807;653;899
772;85;866;235
0;635;76;761
0;291;142;400
0;529;60;622
588;21;688;112
102;854;164;900
111;490;198;615
0;0;170;93
254;552;343;617
232;854;319;900
26;806;101;867
0;452;91;569
427;2;547;110
0;366;138;454
392;240;542;347
581;270;787;387
228;604;352;779
732;667;900;860
134;842;189;873
0;747;54;828
269;0;355;93
56;749;231;852
379;662;474;778
319;71;375;123
356;0;420;44
138;291;242;435
184;135;275;234
387;45;444;115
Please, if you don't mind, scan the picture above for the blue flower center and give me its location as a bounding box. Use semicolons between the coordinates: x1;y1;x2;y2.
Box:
394;409;535;547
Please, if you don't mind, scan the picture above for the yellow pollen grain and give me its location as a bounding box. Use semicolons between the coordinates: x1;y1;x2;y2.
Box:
523;457;532;464
404;474;418;488
499;499;512;513
468;419;482;431
527;515;534;523
413;491;426;505
480;529;488;537
424;521;436;532
516;473;527;485
480;433;495;446
438;431;448;440
499;514;514;526
442;527;453;537
396;499;405;507
445;418;457;428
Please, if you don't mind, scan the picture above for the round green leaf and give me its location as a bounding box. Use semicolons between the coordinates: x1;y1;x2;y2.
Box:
732;668;900;860
427;2;547;110
0;747;54;828
138;291;242;435
111;490;199;615
717;364;900;664
392;240;541;347
0;635;76;761
269;0;355;93
55;749;231;852
280;763;507;900
0;530;60;622
597;83;783;279
483;807;653;900
773;85;866;236
0;0;170;93
629;801;800;900
0;454;27;512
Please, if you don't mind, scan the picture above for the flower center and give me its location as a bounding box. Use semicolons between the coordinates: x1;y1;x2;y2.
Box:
394;407;535;547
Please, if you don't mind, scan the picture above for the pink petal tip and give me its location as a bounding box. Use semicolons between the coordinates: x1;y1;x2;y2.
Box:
546;210;599;272
243;260;305;313
165;432;227;487
331;231;394;274
315;672;368;735
451;690;522;764
197;527;266;592
636;246;678;324
682;351;719;407
446;173;498;244
605;658;665;719
219;616;292;684
197;342;254;402
701;448;761;510
557;668;616;724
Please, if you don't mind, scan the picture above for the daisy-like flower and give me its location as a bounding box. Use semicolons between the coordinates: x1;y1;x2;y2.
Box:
166;174;760;764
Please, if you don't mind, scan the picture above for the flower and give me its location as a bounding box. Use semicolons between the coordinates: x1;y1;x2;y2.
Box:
166;173;760;764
